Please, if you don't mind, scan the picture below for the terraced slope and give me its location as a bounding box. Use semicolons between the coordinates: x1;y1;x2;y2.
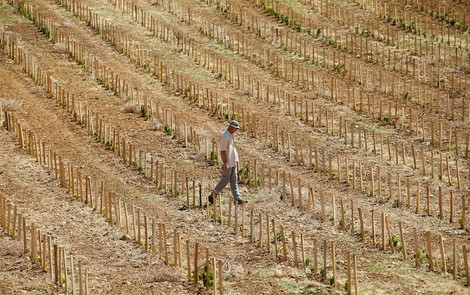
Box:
1;0;469;294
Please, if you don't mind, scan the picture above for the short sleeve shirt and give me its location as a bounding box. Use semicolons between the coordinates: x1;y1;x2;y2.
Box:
218;129;238;168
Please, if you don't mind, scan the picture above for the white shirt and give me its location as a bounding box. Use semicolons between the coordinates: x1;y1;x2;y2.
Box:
218;129;239;168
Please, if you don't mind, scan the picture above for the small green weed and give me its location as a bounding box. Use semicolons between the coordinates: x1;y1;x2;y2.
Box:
140;104;150;117
305;256;311;267
329;275;335;286
343;281;349;292
163;123;172;135
414;249;424;264
210;151;219;166
200;266;214;288
391;235;399;248
404;91;412;101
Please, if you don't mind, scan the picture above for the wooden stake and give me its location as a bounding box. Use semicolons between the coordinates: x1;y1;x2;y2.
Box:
30;223;37;262
84;270;89;295
22;217;27;254
173;229;178;267
227;196;232;227
415;182;421;214
11;205;17;239
144;215;149;251
453;239;457;280
151;218;156;254
462;195;467;230
381;212;386;250
463;245;470;286
78;260;83;295
212;257;217;294
48;236;52;274
439;235;446;273
194;242;199;285
323;240;327;282
353;253;358;295
300;233;305;272
332;242;337;289
266;215;270;253
358;208;364;241
347;252;351;295
241;202;245;238
163;224;168;265
292;231;298;267
258;213;263;249
70;255;75;295
280;225;287;261
312;239;318;274
340;198;346;231
0;197;4;228
272;219;278;258
250;207;254;243
332;195;336;227
446;155;451;186
371;209;376;246
426;231;434;271
414;228;420;268
218;260;223;295
438;186;443;220
54;244;59;286
450;190;454;223
186;240;191;280
385;216;395;253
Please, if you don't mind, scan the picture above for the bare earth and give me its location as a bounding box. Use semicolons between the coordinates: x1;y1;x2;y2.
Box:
1;0;470;294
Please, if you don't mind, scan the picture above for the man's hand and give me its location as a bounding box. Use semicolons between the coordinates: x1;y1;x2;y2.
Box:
223;162;229;173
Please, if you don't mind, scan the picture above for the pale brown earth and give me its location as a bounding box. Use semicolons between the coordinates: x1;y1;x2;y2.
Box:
1;0;470;294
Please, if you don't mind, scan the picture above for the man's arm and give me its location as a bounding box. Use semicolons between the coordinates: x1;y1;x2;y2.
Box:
219;133;230;172
220;151;229;172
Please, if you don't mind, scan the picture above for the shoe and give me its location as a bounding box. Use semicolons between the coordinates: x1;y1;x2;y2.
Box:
178;204;189;211
208;194;214;205
234;199;247;205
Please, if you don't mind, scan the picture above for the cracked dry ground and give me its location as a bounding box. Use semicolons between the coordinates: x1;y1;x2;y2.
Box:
1;0;470;294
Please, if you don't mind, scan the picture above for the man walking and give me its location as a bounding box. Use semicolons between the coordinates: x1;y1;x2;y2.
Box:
209;120;246;205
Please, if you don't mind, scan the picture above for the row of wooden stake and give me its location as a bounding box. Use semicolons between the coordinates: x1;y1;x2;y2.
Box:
4;50;469;290
2;17;469;255
14;0;470;194
1;17;468;241
167;0;470;104
5;102;470;289
0;33;466;292
245;0;470;64
52;0;470;157
0;197;90;295
15;0;470;180
6;91;470;290
48;0;470;172
6;0;470;290
3;0;470;280
2;113;226;294
356;0;470;47
0;29;364;291
112;0;470;123
3;109;364;293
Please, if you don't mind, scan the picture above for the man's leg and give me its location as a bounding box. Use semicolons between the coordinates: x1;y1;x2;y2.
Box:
211;168;230;203
229;167;242;202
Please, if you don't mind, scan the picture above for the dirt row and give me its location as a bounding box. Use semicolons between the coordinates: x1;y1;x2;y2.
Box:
0;20;295;293
28;0;466;238
1;0;470;293
4;0;466;254
4;0;470;262
0;128;194;294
